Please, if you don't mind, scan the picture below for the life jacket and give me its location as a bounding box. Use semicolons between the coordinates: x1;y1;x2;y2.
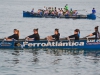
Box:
78;33;80;38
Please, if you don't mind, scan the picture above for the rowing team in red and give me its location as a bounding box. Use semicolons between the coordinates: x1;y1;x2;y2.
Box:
5;26;100;41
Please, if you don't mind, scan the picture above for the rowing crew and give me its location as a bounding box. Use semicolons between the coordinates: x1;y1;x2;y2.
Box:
5;26;100;41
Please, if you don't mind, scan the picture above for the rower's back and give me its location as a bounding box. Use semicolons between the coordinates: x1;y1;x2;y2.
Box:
28;28;40;41
92;26;100;39
33;33;40;40
52;33;60;41
68;29;80;40
8;29;19;40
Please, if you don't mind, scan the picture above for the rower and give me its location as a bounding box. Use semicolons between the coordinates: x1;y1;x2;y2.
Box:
47;29;60;41
51;10;55;16
5;29;19;41
54;9;57;16
86;26;100;39
92;8;96;14
31;8;34;14
67;29;79;40
55;7;56;11
26;28;40;41
44;10;49;16
73;10;78;16
70;8;73;13
43;6;46;11
58;10;63;17
65;10;69;16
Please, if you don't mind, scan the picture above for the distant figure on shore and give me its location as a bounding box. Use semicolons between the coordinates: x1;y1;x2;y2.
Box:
92;8;96;14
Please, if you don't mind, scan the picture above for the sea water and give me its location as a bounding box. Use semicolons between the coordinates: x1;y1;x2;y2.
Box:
0;0;100;75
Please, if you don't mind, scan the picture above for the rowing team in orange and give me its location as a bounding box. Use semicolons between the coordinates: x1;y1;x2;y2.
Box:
5;26;100;41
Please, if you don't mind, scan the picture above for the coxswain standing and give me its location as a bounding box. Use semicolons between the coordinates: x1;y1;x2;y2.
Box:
65;4;68;11
92;8;96;14
26;28;40;41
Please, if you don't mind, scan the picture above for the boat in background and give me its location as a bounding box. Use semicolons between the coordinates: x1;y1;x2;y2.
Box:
0;38;100;49
23;11;96;20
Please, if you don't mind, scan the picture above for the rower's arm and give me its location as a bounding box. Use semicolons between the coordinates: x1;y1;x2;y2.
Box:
4;34;15;41
67;37;70;41
69;35;75;38
25;36;29;39
28;34;34;38
88;34;93;36
88;32;96;37
7;34;14;39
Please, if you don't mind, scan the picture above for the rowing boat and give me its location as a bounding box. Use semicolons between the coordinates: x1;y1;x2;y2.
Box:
0;38;100;49
23;11;96;20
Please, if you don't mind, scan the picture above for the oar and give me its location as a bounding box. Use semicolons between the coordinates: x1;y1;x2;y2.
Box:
77;9;86;11
1;39;6;43
97;16;100;18
0;38;7;46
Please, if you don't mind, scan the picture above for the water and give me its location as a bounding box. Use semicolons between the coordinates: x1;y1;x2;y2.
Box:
0;0;100;75
0;49;100;75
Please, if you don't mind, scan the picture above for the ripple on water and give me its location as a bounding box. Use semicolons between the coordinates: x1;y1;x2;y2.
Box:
0;0;100;75
0;49;100;75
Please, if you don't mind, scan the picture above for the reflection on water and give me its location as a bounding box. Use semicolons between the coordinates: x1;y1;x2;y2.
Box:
7;49;100;64
0;49;100;75
0;0;100;74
